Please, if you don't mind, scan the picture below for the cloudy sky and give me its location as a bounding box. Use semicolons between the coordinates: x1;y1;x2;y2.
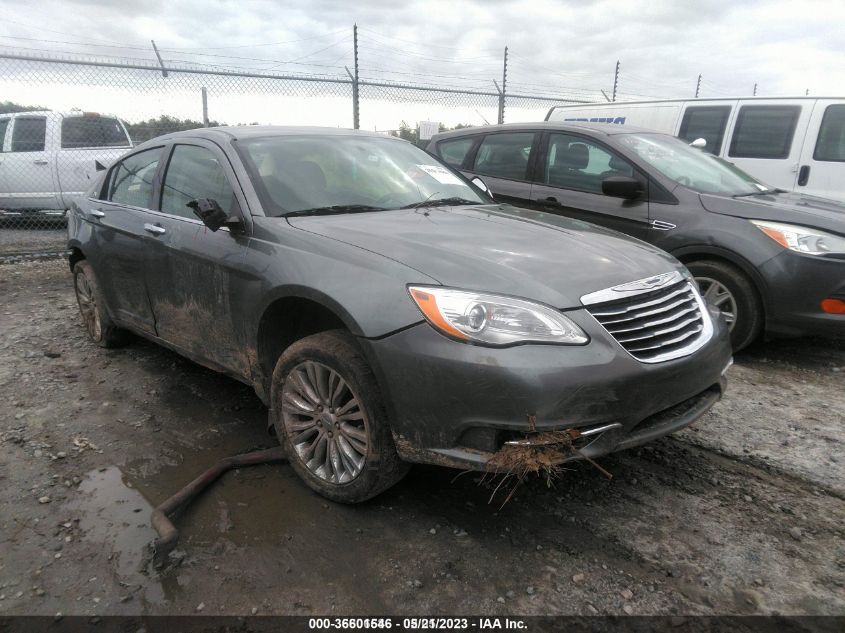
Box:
1;0;844;129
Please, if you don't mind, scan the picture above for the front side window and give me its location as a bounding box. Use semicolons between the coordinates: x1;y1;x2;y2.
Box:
11;117;46;152
678;106;731;155
160;145;236;219
437;137;475;167
238;135;486;217
108;148;162;208
729;105;800;159
61;116;130;149
813;104;845;162
619;133;768;195
472;132;534;180
544;133;634;193
0;119;9;152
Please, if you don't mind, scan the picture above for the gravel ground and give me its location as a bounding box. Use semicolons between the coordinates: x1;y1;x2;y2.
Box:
0;259;843;617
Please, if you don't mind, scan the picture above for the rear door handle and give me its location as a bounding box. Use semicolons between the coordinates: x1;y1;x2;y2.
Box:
89;209;105;218
144;223;166;235
33;159;48;166
797;165;810;186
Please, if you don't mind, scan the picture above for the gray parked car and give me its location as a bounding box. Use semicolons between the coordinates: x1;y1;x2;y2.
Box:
67;126;732;503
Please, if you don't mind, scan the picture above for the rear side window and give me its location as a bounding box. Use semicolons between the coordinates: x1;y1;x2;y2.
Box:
472;132;534;180
813;105;845;162
160;145;236;219
0;119;8;152
11;117;46;152
61;116;130;149
729;106;800;159
678;106;731;155
108;148;161;208
436;137;475;167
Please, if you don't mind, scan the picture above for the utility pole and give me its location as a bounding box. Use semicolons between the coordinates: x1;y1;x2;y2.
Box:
151;40;168;78
201;87;209;126
753;83;757;96
351;24;360;130
805;88;809;95
695;74;701;98
498;46;508;125
612;60;620;102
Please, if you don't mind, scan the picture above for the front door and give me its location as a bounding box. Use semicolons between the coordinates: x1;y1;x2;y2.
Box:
796;100;845;202
143;141;253;378
3;115;57;210
529;131;650;239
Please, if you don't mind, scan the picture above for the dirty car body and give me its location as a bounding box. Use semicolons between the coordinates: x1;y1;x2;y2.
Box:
67;126;732;502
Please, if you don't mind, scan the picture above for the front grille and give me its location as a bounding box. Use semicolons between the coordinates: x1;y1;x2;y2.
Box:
585;278;709;362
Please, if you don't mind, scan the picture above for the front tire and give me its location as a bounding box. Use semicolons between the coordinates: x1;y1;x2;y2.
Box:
270;330;408;503
686;259;762;351
72;261;130;348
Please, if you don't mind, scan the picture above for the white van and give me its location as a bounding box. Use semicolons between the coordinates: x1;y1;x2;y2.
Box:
546;97;845;201
0;111;132;215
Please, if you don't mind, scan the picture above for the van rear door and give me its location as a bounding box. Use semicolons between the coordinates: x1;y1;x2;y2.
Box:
795;100;845;202
724;100;811;192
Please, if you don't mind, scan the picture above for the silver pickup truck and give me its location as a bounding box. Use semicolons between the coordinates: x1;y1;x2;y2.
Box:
0;111;132;216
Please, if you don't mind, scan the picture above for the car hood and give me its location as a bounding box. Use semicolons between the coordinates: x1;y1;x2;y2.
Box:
699;191;845;235
287;204;682;309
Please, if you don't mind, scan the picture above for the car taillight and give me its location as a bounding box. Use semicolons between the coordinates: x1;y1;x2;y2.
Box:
821;298;845;314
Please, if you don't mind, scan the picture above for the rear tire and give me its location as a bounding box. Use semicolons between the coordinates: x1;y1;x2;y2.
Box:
686;259;762;351
72;261;131;348
270;330;408;503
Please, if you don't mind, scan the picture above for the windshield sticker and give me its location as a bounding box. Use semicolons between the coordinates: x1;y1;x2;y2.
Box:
415;164;463;185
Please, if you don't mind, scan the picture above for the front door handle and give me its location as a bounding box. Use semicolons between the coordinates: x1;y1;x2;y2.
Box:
89;209;105;218
144;223;166;235
538;196;562;207
797;165;810;186
33;159;48;166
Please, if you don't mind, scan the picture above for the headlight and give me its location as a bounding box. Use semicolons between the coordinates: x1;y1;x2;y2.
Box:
408;286;588;346
751;220;845;255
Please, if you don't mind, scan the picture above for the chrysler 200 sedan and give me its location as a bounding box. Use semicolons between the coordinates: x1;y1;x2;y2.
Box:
67;126;732;503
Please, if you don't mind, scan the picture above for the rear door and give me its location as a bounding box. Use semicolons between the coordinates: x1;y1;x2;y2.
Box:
796;100;845;201
529;131;651;239
88;146;164;334
3;115;58;210
143;140;253;377
57;114;132;205
724;100;811;191
461;131;538;206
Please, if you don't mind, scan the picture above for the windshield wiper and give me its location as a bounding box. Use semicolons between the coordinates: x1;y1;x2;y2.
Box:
284;204;386;217
733;188;784;198
400;197;479;209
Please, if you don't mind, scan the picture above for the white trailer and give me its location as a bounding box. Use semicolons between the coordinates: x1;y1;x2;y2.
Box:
546;97;845;201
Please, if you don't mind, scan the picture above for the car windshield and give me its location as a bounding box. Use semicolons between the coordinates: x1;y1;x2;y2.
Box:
616;133;772;196
238;134;487;216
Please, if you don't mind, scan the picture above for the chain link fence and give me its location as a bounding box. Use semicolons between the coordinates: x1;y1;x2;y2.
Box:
0;52;593;258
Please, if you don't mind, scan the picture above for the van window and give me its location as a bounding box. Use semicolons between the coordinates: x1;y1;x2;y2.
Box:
61;116;130;149
0;119;8;152
678;106;731;155
545;133;633;193
160;145;236;219
108;148;162;208
729;105;800;159
473;132;534;180
436;137;475;167
813;105;845;162
11;117;47;152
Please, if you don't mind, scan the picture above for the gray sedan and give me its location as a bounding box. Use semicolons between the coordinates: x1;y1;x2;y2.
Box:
67;126;732;502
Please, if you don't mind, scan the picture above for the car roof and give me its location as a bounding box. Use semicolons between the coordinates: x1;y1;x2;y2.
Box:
429;121;661;141
139;125;404;145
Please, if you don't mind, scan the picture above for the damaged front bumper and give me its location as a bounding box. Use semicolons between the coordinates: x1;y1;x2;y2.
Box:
360;307;732;472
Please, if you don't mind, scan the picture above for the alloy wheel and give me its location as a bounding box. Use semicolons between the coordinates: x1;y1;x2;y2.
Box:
696;276;738;332
75;272;102;340
281;361;369;484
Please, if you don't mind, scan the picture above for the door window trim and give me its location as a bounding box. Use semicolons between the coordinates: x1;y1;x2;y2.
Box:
464;130;540;183
9;116;48;153
728;105;801;159
812;104;845;163
101;145;166;210
678;105;732;155
434;135;481;170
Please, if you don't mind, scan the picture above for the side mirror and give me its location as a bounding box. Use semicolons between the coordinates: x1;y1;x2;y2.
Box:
689;137;707;149
471;176;490;195
186;198;240;232
601;176;643;200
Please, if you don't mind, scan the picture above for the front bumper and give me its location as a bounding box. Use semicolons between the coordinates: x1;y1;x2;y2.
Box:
361;307;732;471
760;250;845;338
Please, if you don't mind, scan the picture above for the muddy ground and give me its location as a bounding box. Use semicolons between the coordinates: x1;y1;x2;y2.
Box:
0;259;843;617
